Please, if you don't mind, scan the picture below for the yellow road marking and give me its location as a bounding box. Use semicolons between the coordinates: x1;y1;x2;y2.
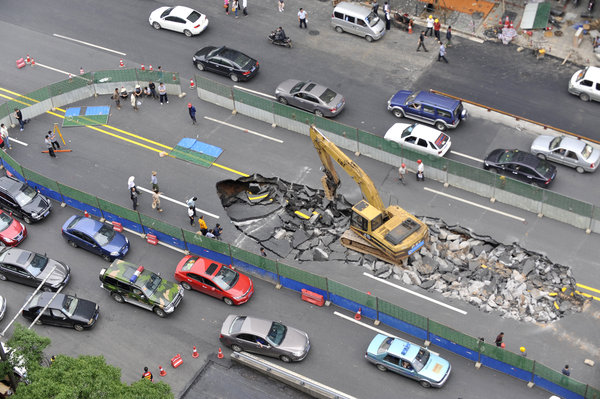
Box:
576;283;600;294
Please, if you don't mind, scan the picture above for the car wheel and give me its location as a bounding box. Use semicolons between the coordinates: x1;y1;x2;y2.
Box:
230;74;239;82
196;62;205;71
536;153;547;160
335;26;343;33
153;307;166;318
23;216;32;224
280;355;292;363
231;344;242;352
223;297;234;306
102;254;112;262
152;22;161;30
419;380;432;388
111;293;124;303
576;166;585;174
376;364;387;372
278;96;288;105
365;35;374;42
392;109;404;118
314;109;324;118
0;273;7;281
74;324;84;332
579;93;590;102
68;240;78;248
42;286;53;292
184;29;192;37
434;121;447;131
181;282;192;290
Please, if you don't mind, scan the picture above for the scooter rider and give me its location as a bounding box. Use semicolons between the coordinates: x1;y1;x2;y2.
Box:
275;26;287;42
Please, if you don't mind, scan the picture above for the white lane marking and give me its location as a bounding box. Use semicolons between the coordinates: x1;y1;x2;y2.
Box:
6;137;28;147
333;311;439;355
450;151;482;162
363;273;468;315
204;116;284;143
34;62;72;76
423;187;526;222
233;85;276;100
120;225;187;254
53;34;127;55
136;186;220;219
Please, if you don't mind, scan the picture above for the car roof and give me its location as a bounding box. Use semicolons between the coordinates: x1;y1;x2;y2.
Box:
413;91;460;109
30;292;66;310
0;176;22;191
238;316;272;336
190;257;222;276
171;5;196;18
0;248;32;266
388;337;420;360
71;216;101;234
303;82;326;96
557;136;588;152
105;259;138;282
582;66;600;81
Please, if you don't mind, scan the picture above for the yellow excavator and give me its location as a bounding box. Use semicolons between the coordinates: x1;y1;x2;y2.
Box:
310;125;428;265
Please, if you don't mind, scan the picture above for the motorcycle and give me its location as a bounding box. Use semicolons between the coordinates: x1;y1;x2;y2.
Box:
268;30;292;48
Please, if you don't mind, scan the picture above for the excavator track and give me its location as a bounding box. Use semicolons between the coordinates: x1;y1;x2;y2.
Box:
340;229;406;265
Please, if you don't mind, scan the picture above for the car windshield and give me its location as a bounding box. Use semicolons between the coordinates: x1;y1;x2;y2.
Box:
140;273;162;297
378;337;393;354
549;137;562;151
0;212;13;232
365;12;380;26
405;91;420;104
61;295;78;318
212;266;239;291
14;185;37;207
402;124;416;136
222;49;252;69
581;144;593;159
26;253;49;277
93;224;115;247
266;322;287;346
535;160;554;176
161;7;174;18
290;82;306;94
187;11;202;22
319;89;337;104
413;348;430;372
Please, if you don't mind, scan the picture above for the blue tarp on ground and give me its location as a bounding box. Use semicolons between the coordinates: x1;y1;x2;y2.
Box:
176;138;223;158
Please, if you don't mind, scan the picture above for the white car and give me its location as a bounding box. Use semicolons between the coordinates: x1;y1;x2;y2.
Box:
149;6;209;37
384;123;451;157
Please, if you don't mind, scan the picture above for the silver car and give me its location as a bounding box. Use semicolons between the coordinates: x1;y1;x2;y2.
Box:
220;315;310;362
530;135;599;173
275;80;345;118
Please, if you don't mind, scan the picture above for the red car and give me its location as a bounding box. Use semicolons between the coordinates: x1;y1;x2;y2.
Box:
174;255;253;306
0;210;27;246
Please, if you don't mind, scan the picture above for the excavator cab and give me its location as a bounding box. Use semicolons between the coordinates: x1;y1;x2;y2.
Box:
351;200;386;235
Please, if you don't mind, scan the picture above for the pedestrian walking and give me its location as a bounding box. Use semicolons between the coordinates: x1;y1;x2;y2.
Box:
384;10;391;30
416;159;425;181
188;206;195;226
186;196;197;216
151;171;159;191
1;124;11;150
417;31;428;52
142;366;153;382
206;229;216;239
232;0;239;17
188;103;197;124
372;0;379;14
198;215;208;235
131;93;138;111
446;26;453;47
14;108;25;131
130;187;139;210
148;81;157;99
158;82;168;105
242;0;248;15
425;15;434;36
433;18;441;40
495;332;504;347
128;176;136;192
260;247;267;257
45;134;56;158
152;188;163;212
214;223;223;240
438;41;448;63
224;0;230;14
278;0;285;12
48;129;60;150
562;365;570;376
112;88;121;110
398;163;406;184
298;8;307;29
383;1;390;13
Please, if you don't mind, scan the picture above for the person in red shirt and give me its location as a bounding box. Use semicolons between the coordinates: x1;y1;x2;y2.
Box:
433;18;441;40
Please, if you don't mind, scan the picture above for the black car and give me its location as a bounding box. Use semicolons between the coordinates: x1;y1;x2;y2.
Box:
0;247;70;291
22;292;99;331
483;149;557;188
0;176;52;224
193;46;259;82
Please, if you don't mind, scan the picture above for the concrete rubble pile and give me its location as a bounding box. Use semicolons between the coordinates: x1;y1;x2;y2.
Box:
217;175;586;323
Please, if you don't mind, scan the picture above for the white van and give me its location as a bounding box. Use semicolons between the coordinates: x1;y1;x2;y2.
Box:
568;66;600;102
331;2;385;42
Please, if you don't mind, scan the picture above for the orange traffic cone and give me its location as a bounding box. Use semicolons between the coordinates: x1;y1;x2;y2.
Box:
192;346;199;359
141;64;145;71
190;79;195;89
159;365;166;376
354;307;362;321
217;348;224;359
408;21;413;34
68;73;73;82
119;59;124;68
84;210;90;218
30;58;35;67
79;67;84;75
149;64;153;71
26;55;31;64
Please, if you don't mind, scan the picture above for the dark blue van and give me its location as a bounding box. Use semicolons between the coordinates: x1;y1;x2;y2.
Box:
387;90;467;131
